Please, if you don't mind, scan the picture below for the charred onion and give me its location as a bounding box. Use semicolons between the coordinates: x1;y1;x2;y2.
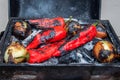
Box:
93;41;116;63
4;42;28;64
13;21;31;40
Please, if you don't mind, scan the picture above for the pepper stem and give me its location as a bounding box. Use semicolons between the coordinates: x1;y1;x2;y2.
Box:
69;16;72;22
93;21;99;26
65;16;73;31
65;16;73;23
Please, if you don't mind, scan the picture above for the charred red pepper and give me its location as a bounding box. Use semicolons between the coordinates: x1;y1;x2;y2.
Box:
28;40;65;63
27;23;97;63
27;26;66;49
53;22;97;56
29;17;65;28
61;23;97;51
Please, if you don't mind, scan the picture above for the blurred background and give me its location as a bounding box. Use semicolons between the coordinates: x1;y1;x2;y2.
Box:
0;0;120;36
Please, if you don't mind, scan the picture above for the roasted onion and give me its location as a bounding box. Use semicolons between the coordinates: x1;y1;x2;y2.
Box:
13;21;31;40
93;41;116;63
66;20;81;35
4;42;28;64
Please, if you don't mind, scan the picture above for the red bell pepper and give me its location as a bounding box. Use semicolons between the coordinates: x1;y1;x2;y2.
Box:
26;26;67;49
28;40;65;63
53;22;97;56
27;23;97;63
29;17;65;28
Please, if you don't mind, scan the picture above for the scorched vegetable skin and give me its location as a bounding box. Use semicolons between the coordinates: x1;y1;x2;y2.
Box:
28;40;65;63
26;26;67;49
53;23;97;56
27;23;97;63
29;17;65;28
60;23;97;52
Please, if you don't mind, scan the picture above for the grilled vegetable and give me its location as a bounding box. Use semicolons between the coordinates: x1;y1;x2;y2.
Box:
27;26;66;49
27;22;97;63
13;21;31;40
57;22;97;54
29;17;65;28
27;40;65;63
4;42;28;64
93;41;115;63
66;20;81;35
96;23;107;38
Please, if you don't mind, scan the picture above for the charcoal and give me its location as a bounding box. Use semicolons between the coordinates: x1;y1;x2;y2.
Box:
76;51;90;63
42;57;59;65
77;47;95;63
58;50;79;64
83;38;102;51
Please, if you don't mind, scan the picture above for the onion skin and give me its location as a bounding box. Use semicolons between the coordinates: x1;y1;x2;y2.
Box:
93;41;115;63
66;21;81;34
13;21;31;40
4;42;27;64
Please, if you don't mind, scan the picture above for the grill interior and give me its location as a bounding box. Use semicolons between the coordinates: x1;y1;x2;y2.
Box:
1;0;120;80
0;17;120;80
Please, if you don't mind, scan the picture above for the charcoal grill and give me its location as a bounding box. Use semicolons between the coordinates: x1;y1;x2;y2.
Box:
1;0;120;80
